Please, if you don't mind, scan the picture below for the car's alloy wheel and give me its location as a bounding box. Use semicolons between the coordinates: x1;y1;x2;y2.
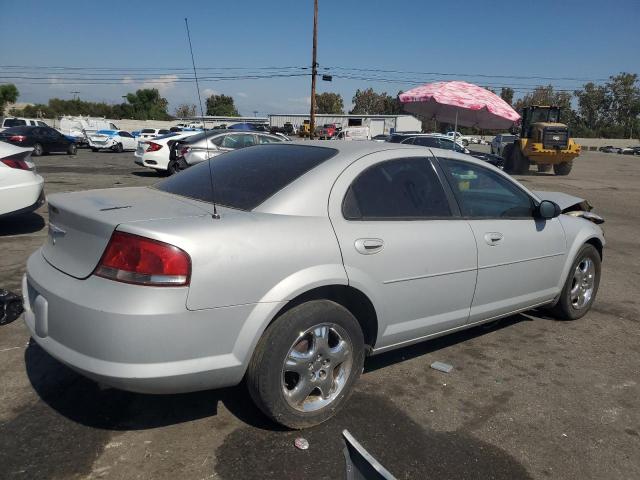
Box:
548;244;601;320
32;143;43;156
569;257;596;310
114;143;124;153
247;300;365;429
67;144;77;155
282;323;353;413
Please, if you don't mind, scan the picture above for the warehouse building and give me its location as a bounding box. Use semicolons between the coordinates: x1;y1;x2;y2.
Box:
269;114;421;136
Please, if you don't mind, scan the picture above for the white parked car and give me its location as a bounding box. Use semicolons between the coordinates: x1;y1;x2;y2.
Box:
138;128;171;142
445;131;477;146
333;126;371;141
0;142;45;218
1;117;49;132
135;131;201;174
88;130;138;153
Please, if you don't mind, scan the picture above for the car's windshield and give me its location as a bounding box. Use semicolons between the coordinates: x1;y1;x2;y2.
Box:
141;129;156;134
155;144;337;210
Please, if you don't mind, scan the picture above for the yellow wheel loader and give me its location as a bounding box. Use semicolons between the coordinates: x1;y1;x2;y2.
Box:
503;106;581;175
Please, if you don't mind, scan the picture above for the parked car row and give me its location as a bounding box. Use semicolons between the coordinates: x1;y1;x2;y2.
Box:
598;145;640;155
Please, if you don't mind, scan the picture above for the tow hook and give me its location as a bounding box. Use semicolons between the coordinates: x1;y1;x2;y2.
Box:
0;289;24;325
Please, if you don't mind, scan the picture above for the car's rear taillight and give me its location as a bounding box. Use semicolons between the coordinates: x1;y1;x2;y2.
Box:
95;231;191;286
9;135;26;142
1;158;31;170
146;142;162;152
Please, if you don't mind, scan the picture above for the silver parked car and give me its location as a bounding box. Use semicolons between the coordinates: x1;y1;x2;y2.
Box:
178;130;285;166
491;133;517;156
23;142;604;428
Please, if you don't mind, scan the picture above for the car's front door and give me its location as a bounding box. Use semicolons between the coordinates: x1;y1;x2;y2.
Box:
329;152;478;350
118;131;136;150
438;157;566;322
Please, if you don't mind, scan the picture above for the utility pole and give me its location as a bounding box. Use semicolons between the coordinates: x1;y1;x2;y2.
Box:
253;110;258;118
71;91;80;100
309;0;318;140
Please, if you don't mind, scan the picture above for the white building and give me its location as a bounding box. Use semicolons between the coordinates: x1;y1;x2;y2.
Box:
269;114;421;136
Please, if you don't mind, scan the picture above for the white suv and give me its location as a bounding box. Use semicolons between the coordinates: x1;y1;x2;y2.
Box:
1;117;49;132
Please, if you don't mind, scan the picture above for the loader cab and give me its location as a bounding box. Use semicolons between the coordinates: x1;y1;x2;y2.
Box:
521;106;569;149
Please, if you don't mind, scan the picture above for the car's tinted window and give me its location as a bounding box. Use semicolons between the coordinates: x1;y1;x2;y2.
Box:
343;158;451;220
258;135;281;144
141;129;156;134
412;137;440;148
119;131;133;138
4;119;27;127
155;144;337;210
440;158;533;218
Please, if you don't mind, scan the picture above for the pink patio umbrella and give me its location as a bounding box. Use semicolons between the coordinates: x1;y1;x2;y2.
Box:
398;81;520;131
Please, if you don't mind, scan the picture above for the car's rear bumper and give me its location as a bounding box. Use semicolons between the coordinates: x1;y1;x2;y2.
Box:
23;249;255;394
0;174;44;218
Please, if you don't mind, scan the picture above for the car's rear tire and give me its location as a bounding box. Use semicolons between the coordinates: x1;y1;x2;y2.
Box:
67;144;77;155
113;143;124;153
537;164;552;173
32;143;43;157
554;162;573;175
246;300;365;429
548;244;601;320
154;168;170;176
91;147;99;152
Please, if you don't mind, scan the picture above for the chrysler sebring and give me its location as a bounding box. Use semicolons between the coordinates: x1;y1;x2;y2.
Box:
23;142;604;428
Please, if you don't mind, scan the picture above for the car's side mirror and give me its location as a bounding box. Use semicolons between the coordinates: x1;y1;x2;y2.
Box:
536;200;561;219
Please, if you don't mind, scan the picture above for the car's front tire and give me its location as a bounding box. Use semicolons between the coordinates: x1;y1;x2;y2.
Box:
246;300;365;429
67;143;77;155
113;143;124;153
548;244;601;320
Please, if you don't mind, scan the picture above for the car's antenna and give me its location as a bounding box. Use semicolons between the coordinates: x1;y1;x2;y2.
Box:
185;17;219;219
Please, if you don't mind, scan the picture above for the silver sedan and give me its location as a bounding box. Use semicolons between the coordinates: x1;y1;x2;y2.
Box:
23;141;604;428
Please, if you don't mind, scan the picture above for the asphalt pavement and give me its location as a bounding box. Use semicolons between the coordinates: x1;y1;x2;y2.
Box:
0;146;638;479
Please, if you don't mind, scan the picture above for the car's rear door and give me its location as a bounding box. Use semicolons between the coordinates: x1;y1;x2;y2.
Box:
329;151;478;350
438;156;566;321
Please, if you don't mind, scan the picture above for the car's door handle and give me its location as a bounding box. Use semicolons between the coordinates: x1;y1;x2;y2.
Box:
484;232;504;245
354;238;384;255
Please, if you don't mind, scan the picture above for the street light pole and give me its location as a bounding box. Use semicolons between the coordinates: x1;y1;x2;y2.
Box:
309;0;318;140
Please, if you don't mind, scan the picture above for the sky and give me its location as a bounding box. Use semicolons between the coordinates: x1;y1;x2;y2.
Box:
1;0;639;116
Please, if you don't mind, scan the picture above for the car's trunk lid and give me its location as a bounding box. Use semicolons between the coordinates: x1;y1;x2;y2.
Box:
42;187;211;279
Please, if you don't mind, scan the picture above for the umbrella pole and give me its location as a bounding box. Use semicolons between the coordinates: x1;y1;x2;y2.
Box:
453;110;458;151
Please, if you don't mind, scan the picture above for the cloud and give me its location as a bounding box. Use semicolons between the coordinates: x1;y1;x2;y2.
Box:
202;88;218;98
119;75;179;94
286;96;311;105
236;92;248;98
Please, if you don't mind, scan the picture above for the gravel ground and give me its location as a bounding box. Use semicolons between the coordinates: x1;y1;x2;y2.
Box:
0;146;638;479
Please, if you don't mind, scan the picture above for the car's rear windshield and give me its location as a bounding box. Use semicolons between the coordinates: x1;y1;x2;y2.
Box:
155;144;337;211
4;119;27;127
141;129;156;133
1;126;32;134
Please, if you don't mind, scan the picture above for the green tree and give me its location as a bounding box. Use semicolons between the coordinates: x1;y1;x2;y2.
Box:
606;73;640;138
315;92;344;114
125;89;171;120
205;94;239;116
0;84;19;114
574;82;609;135
500;87;514;105
514;85;575;125
350;88;403;115
175;103;197;118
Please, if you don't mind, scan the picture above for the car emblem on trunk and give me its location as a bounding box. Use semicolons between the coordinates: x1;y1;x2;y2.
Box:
48;222;66;245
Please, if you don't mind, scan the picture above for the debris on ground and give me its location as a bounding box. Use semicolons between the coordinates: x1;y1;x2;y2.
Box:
0;289;24;326
294;437;309;450
430;361;453;373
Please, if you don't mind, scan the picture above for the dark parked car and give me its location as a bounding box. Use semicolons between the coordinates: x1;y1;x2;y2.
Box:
0;126;77;156
598;146;622;154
